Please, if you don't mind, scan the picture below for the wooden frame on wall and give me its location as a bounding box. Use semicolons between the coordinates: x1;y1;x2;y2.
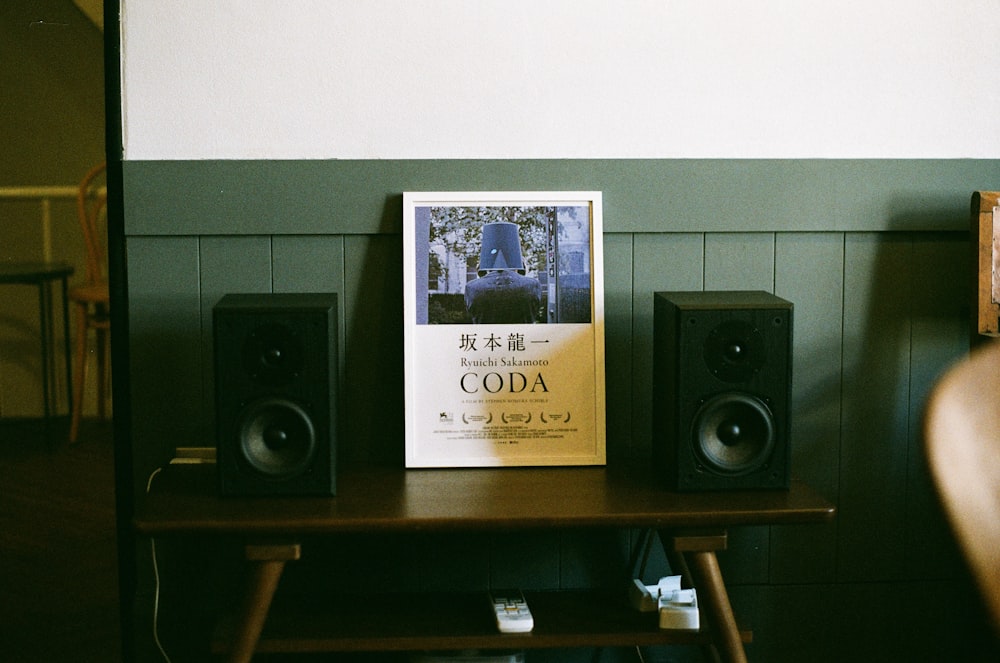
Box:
973;191;1000;337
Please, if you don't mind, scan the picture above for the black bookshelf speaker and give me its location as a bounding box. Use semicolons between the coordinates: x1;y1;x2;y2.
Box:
653;291;792;491
214;293;338;496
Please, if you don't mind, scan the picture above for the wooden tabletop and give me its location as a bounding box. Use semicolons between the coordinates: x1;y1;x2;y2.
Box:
135;463;835;536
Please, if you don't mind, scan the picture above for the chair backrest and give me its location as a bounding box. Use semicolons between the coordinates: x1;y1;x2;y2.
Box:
924;340;1000;636
76;161;108;286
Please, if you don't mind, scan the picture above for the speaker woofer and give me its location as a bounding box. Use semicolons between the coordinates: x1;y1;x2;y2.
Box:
692;392;775;475
237;397;316;479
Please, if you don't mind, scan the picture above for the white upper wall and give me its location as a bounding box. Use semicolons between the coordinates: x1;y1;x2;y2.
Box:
120;0;1000;160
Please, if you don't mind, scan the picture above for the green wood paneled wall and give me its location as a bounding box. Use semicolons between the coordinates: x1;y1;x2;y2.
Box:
124;159;994;661
124;159;1000;235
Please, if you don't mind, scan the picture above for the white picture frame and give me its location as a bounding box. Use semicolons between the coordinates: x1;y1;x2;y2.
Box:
403;191;606;467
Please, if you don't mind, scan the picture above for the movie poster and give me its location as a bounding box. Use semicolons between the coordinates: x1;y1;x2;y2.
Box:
403;192;605;467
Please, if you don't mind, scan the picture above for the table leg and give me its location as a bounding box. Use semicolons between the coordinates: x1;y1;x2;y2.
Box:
659;529;747;663
36;281;52;420
60;275;72;416
227;543;301;663
686;548;746;663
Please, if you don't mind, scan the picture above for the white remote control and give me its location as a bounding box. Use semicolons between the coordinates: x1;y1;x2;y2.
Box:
489;589;534;633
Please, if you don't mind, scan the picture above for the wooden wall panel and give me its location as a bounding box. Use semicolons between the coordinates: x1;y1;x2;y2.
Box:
342;234;404;462
272;235;345;295
558;530;630;590
198;235;272;300
126;236;203;488
122;160;1000;235
602;233;634;458
704;233;775;291
631;232;704;459
414;532;492;592
728;584;839;663
838;233;913;582
770;232;844;584
280;533;425;596
774;233;845;497
491;530;563;590
732;579;989;663
904;234;969;578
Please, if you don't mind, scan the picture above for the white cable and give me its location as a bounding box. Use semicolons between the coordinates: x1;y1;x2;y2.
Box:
146;467;172;663
150;538;171;662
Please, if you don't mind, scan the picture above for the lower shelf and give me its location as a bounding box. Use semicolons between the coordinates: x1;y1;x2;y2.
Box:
212;590;752;654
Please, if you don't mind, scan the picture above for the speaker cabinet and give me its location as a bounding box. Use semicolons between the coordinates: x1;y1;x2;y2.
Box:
653;291;792;491
214;293;338;496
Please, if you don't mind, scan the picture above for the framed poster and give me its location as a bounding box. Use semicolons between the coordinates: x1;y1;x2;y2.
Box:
403;191;606;467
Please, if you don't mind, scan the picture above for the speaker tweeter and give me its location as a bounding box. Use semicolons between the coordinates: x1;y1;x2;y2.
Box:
214;293;338;496
653;291;792;491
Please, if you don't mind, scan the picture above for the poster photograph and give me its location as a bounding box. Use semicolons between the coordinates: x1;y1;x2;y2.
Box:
403;191;606;468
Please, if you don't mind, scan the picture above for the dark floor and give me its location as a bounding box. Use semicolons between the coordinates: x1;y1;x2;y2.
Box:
0;418;122;662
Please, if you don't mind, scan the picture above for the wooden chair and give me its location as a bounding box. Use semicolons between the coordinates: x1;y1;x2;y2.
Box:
68;162;110;443
924;340;1000;636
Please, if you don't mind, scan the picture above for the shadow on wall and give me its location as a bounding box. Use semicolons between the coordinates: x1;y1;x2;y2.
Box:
817;209;983;660
341;196;406;463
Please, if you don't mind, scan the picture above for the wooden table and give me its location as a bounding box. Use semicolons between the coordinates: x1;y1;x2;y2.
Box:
134;462;835;663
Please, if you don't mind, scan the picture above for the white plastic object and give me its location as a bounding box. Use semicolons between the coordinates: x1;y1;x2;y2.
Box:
489;590;534;634
658;588;700;630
